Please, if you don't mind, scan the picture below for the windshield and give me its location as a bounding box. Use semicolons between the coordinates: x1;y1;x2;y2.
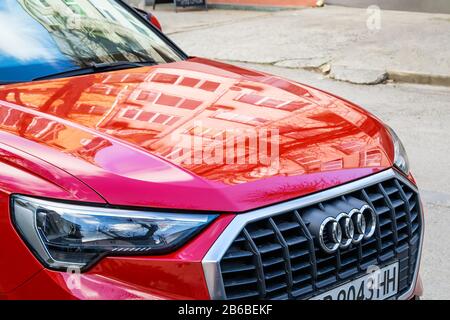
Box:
0;0;183;84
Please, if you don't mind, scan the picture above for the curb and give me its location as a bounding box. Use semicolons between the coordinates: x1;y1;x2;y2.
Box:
223;59;450;87
207;4;307;12
387;71;450;87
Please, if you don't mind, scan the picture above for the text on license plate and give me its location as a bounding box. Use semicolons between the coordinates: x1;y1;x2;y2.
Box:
310;262;399;300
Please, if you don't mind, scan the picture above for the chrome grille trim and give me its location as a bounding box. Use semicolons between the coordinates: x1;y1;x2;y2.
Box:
202;169;423;300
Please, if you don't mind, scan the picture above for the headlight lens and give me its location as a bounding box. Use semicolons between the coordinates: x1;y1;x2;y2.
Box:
12;196;217;270
387;126;410;175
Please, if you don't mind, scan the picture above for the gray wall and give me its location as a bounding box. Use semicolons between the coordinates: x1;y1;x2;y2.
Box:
326;0;450;14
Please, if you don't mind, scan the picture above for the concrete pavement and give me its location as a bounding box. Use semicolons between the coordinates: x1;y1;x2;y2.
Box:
151;5;450;86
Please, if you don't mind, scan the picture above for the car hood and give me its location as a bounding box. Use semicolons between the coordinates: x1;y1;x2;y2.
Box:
0;58;394;212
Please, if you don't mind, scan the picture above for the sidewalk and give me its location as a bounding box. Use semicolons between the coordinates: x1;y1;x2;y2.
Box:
150;5;450;86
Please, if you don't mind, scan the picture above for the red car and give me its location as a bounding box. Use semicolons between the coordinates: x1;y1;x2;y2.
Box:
0;0;423;300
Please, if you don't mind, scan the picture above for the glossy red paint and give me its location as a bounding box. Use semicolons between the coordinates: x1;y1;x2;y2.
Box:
0;57;394;212
0;58;414;300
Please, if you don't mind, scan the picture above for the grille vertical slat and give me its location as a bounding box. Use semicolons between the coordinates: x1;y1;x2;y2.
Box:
360;189;383;267
292;210;316;296
219;177;422;300
268;218;294;298
243;228;266;299
378;183;399;246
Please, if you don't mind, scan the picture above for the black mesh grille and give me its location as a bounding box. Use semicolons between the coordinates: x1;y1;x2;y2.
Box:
219;177;422;300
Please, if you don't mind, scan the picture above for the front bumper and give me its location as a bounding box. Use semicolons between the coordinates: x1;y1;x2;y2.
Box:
3;170;423;300
2;269;423;300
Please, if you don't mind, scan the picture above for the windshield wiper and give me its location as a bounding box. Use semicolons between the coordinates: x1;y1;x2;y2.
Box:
32;60;157;82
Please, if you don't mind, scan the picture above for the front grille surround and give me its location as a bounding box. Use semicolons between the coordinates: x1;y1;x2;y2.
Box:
202;169;423;300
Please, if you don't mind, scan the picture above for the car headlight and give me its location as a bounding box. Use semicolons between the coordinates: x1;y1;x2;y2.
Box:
12;196;217;271
386;126;410;175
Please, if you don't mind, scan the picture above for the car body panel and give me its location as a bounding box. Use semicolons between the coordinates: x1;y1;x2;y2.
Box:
0;140;106;203
0;58;394;212
0;169;64;293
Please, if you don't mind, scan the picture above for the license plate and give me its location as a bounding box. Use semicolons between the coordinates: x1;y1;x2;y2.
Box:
310;262;399;300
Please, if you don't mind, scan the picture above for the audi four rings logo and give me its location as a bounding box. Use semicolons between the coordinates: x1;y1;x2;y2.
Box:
319;205;377;253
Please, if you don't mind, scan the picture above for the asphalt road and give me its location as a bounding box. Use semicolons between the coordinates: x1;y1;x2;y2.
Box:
231;62;450;300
